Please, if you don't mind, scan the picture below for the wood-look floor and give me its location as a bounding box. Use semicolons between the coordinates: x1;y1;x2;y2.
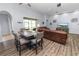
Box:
0;34;79;56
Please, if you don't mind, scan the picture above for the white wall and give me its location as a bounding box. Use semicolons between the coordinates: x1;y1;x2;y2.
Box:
49;11;79;34
0;3;45;32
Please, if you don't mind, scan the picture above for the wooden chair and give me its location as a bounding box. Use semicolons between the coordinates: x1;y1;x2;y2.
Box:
30;32;44;54
12;31;29;56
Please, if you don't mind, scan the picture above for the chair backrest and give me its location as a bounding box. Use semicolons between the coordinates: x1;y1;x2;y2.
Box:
36;32;44;39
12;31;20;45
12;31;17;40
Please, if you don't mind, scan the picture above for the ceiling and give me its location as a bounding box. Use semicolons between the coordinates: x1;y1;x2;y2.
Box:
23;3;79;16
30;3;57;16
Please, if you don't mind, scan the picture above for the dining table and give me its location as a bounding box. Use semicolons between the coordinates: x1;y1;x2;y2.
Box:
19;30;37;49
20;30;37;40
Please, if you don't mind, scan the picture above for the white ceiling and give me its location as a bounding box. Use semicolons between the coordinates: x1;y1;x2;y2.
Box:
26;3;79;16
30;3;57;15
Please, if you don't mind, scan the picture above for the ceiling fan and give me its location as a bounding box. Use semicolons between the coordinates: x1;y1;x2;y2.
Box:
18;3;31;7
57;3;61;7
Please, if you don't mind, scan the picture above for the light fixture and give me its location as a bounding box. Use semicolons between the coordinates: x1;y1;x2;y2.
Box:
57;3;61;7
18;3;31;7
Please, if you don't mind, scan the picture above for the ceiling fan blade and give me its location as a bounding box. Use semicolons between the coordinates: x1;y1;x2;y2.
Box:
57;3;61;7
27;3;31;7
18;3;23;5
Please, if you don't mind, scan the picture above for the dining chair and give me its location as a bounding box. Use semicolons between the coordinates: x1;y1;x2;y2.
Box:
12;31;29;56
30;31;44;55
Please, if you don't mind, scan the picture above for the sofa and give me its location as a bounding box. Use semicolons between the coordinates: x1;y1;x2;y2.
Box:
37;27;50;32
37;27;67;45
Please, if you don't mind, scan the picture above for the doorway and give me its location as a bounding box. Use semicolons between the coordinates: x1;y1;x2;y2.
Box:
0;14;10;35
0;11;12;42
0;11;14;50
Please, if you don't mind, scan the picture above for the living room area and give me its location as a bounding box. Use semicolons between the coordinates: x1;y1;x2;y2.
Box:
0;3;79;56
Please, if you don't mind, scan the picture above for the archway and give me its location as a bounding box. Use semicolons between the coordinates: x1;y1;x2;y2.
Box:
0;11;12;42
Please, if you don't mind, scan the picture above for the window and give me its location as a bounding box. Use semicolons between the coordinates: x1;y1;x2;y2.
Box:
23;19;36;30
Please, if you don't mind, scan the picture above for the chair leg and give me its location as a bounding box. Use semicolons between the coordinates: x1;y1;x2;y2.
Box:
41;38;43;49
16;46;19;51
18;46;21;56
15;43;19;51
35;44;38;55
19;50;21;56
29;42;32;50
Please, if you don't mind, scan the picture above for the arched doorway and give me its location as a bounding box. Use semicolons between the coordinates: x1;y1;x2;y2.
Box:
0;11;12;42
